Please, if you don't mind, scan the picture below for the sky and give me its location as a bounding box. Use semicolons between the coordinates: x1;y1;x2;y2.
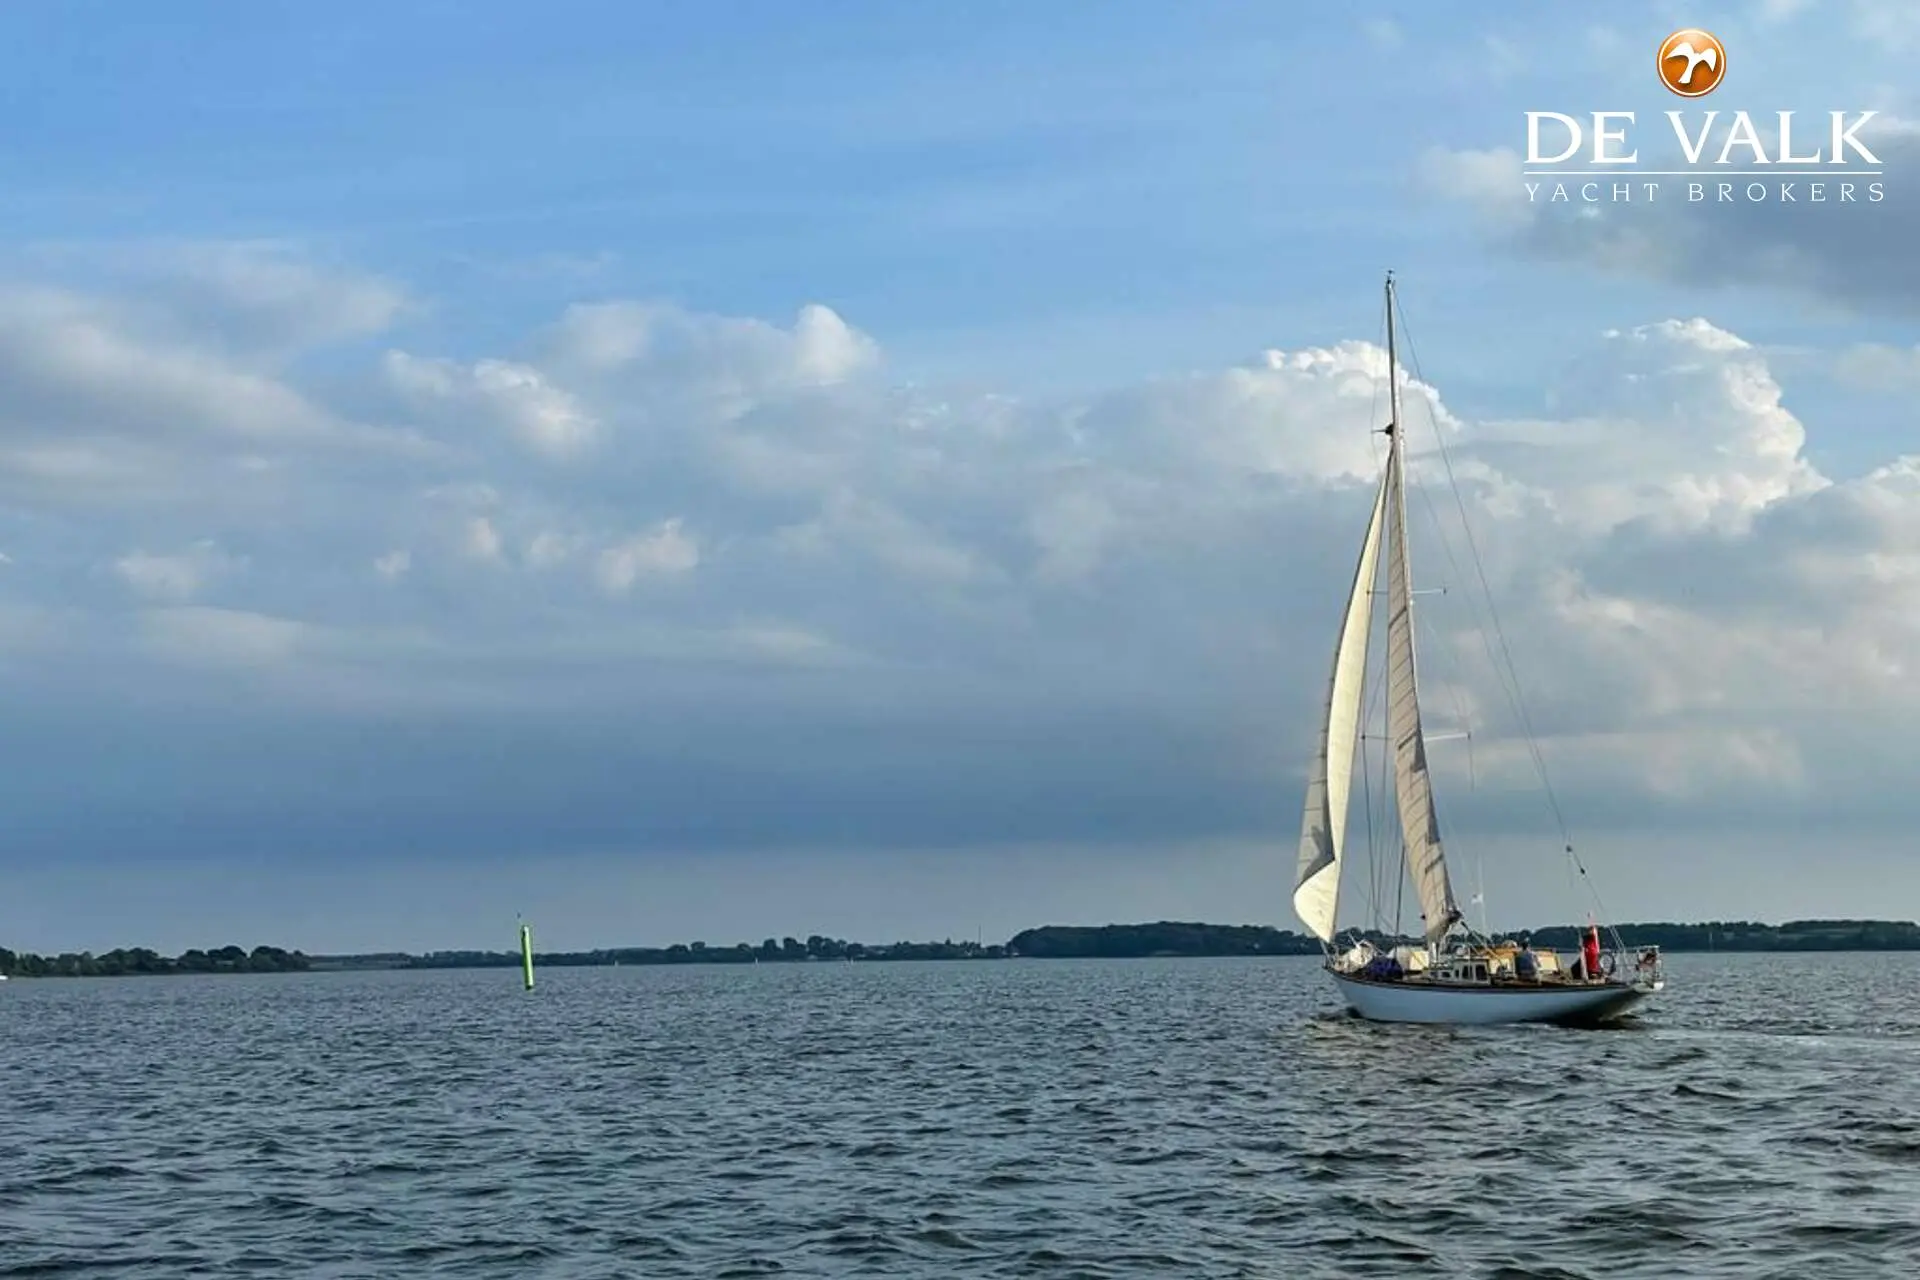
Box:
4;0;1920;954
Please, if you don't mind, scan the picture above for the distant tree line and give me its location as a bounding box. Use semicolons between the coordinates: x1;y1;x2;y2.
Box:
318;934;1008;971
8;918;1920;978
0;944;309;978
1006;922;1323;958
1552;919;1920;953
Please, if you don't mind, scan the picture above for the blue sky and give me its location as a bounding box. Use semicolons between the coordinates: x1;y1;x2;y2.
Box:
4;1;1920;953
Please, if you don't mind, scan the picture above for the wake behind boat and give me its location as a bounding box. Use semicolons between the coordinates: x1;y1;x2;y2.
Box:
1290;273;1663;1027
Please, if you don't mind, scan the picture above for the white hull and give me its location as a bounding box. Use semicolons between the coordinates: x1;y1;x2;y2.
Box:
1329;967;1657;1026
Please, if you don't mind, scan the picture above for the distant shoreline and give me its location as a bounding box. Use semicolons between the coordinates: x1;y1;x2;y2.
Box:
7;919;1920;979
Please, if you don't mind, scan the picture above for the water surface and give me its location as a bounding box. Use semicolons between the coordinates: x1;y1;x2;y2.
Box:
4;953;1919;1278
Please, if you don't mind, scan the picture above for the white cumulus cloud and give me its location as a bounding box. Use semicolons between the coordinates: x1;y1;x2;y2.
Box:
4;244;1919;925
113;540;244;602
594;519;699;596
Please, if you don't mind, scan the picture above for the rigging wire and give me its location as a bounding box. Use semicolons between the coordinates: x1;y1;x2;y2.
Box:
1389;288;1630;955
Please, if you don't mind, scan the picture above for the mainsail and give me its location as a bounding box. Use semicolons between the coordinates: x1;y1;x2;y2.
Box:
1292;471;1389;943
1382;344;1461;944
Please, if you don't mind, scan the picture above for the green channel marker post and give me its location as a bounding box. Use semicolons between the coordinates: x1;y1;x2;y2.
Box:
520;921;535;990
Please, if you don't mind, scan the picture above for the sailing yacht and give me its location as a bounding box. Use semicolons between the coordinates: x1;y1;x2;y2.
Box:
1290;273;1664;1026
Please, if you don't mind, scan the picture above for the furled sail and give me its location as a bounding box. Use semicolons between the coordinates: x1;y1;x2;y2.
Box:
1384;441;1461;942
1292;471;1389;943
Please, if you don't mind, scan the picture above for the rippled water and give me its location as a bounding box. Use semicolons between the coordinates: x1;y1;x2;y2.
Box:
4;953;1920;1278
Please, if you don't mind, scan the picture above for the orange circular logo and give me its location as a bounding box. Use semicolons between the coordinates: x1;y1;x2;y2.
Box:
1657;29;1726;97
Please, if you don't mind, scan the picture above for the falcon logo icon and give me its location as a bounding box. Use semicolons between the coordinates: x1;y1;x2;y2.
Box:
1658;29;1726;98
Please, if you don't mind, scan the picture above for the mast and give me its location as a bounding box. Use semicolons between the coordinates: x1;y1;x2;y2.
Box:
1381;273;1463;945
1384;274;1398;429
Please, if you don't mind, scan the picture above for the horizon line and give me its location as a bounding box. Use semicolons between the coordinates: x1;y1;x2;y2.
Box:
10;916;1919;962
